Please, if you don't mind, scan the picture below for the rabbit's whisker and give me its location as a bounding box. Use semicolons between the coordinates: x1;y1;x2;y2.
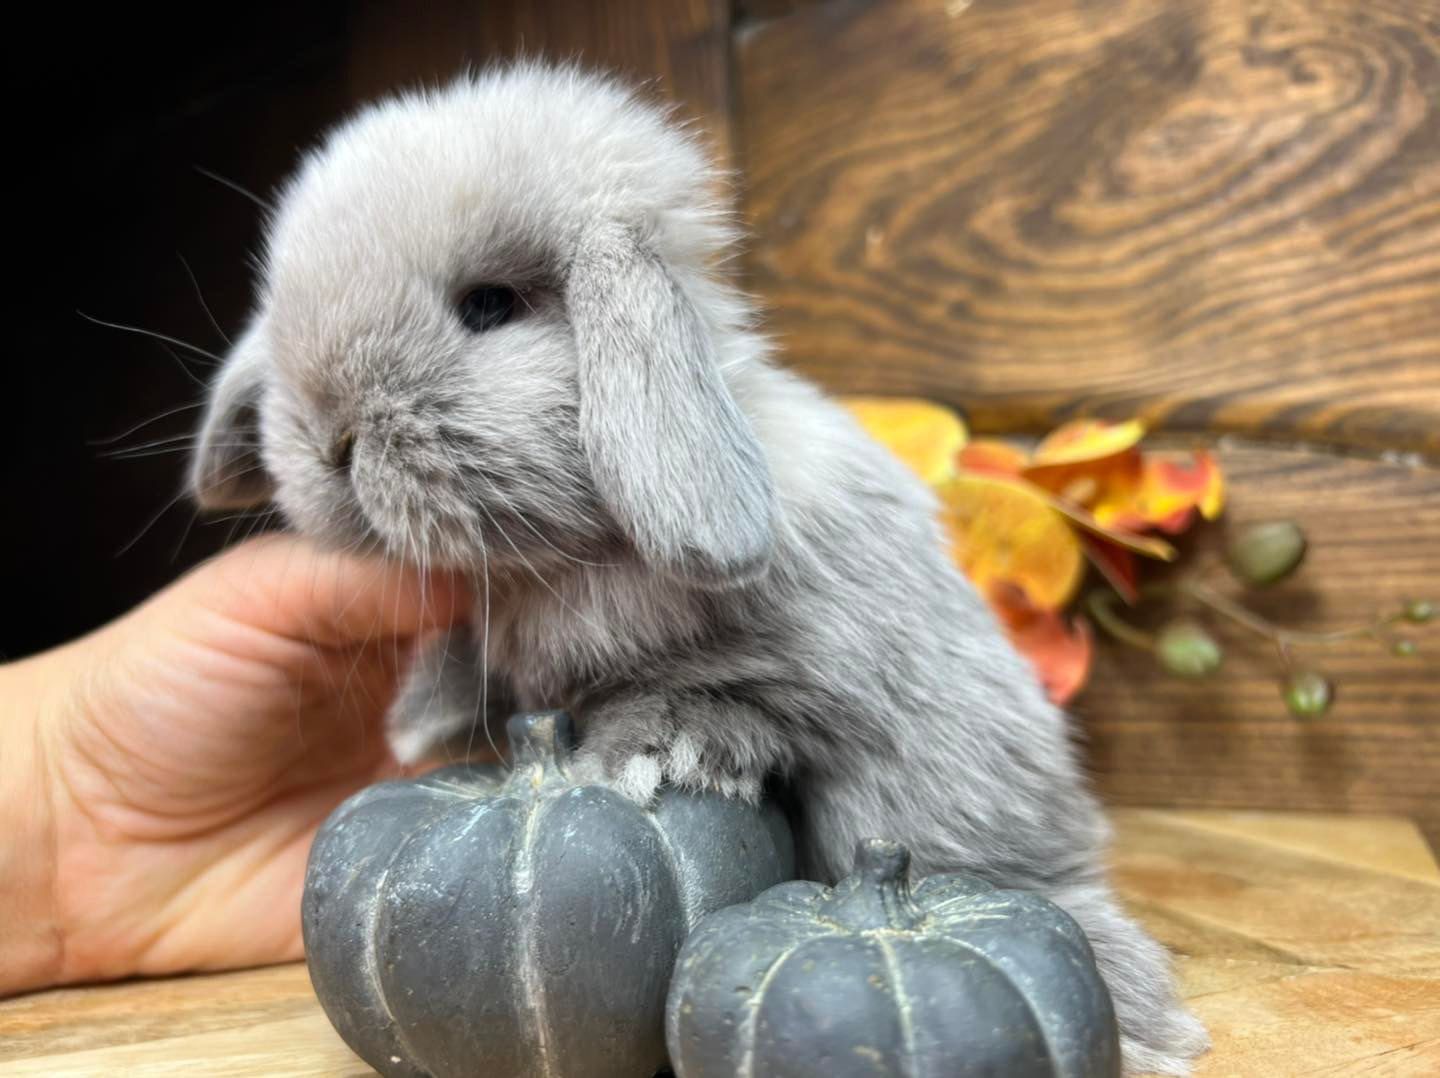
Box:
90;401;205;447
193;164;274;213
177;253;232;346
77;311;225;365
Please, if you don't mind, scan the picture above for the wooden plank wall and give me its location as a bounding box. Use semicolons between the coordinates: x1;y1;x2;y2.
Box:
734;0;1440;842
737;0;1439;455
347;0;734;161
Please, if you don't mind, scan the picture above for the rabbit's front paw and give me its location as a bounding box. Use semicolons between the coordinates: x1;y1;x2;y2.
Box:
578;693;774;804
608;751;668;803
589;732;766;804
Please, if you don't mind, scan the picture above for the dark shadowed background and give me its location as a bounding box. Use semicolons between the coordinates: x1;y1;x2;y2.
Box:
9;4;353;659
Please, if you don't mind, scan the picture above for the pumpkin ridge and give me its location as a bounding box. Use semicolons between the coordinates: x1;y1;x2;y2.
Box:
849;924;933;941
512;780;559;1078
735;936;810;1078
874;934;919;1078
417;776;501;801
324;779;438;825
749;883;827;923
923;892;1021;922
922;931;1059;1070
365;804;464;1069
649;811;692;929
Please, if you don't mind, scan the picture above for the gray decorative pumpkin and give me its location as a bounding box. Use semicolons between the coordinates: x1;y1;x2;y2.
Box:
303;711;794;1078
666;838;1119;1078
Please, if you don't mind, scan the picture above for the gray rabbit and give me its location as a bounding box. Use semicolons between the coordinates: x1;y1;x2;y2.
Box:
191;64;1207;1075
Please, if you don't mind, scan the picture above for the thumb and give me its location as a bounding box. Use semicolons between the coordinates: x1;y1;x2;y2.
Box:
175;533;470;648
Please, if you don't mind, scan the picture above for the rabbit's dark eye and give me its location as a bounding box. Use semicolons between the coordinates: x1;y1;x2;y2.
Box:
457;286;519;332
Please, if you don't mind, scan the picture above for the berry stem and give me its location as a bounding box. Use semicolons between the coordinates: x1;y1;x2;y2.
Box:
1085;581;1413;656
1179;579;1401;648
1084;590;1156;651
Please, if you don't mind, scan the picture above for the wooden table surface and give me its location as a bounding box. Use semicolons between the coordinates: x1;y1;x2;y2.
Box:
2;809;1437;1076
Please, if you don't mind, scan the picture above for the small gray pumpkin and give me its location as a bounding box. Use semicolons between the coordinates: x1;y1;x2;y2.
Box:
303;711;794;1078
666;838;1120;1078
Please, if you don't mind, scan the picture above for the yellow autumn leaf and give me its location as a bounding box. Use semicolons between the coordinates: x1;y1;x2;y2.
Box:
842;397;968;485
1027;418;1146;469
940;474;1085;611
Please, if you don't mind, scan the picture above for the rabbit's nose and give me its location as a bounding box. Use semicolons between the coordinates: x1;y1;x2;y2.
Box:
329;429;356;472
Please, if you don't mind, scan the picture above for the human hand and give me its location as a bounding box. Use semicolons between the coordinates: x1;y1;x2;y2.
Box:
1;534;468;995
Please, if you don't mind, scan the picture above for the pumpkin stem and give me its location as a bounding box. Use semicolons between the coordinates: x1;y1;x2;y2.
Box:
504;712;575;780
821;839;925;930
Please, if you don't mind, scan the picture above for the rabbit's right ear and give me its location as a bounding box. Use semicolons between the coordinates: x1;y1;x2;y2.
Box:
189;322;274;510
568;223;776;587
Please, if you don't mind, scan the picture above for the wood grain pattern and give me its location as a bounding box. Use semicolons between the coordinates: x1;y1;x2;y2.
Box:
0;965;327;1064
347;0;734;164
1074;443;1440;845
3;812;1434;1076
1109;810;1440;1077
1158;810;1440;882
737;0;1440;456
737;0;833;21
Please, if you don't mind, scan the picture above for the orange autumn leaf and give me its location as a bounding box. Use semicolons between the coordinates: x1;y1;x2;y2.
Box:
1092;451;1225;535
1024;445;1142;505
837;404;1225;705
940;474;1084;610
1013;613;1094;705
957;433;1176;568
958;439;1029;477
963;451;1177;563
1148;451;1225;524
989;583;1094;704
1023;449;1179;559
842;397;968;485
1024;418;1147;520
1017;419;1210;558
1045;497;1178;561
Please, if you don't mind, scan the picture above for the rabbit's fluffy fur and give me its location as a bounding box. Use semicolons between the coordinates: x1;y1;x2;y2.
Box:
192;64;1207;1074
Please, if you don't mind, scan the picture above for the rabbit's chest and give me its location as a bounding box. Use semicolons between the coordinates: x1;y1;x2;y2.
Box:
483;566;709;708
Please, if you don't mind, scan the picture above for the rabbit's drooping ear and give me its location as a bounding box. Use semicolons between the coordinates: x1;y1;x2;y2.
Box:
568;225;776;587
189;322;275;510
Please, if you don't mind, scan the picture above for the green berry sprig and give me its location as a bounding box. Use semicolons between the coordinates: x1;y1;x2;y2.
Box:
1085;521;1432;718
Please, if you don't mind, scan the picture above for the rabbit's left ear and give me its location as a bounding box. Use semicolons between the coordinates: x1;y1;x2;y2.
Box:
568;225;776;587
190;321;275;510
